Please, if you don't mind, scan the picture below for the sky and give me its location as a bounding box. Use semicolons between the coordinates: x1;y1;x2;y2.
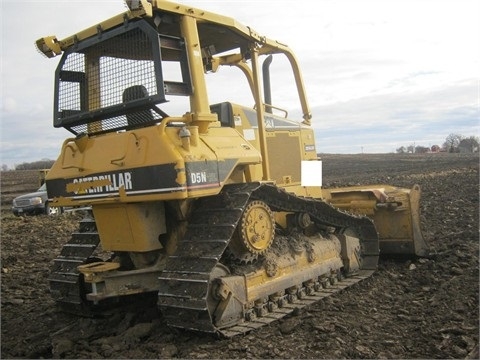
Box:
1;0;479;168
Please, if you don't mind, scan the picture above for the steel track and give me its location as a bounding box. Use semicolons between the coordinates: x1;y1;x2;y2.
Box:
49;183;379;335
49;216;100;315
158;183;379;336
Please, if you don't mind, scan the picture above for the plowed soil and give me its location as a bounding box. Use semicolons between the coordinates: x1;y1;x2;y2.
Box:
1;153;478;359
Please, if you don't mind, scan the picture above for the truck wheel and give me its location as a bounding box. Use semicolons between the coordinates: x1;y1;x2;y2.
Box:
45;202;62;216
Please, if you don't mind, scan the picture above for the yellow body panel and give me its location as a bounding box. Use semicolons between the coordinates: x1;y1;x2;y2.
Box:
226;104;318;188
245;235;342;301
93;202;166;252
47;123;262;206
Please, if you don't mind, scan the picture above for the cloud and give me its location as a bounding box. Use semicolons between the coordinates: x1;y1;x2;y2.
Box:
312;79;479;153
1;97;18;113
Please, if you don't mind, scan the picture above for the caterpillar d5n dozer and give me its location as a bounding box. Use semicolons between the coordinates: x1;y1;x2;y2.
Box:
36;0;429;336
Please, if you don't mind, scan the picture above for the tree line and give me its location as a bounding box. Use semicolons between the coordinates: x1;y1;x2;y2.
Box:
2;159;55;171
396;133;479;154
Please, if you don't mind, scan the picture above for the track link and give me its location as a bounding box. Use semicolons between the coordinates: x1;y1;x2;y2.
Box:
158;183;379;336
49;216;100;314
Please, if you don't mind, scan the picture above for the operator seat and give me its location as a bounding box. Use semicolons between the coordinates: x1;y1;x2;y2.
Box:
122;85;153;126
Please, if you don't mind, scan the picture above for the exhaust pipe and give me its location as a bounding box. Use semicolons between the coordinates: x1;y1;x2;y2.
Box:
262;55;273;114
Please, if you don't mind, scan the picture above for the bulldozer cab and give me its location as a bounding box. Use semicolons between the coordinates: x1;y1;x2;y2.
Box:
50;20;191;135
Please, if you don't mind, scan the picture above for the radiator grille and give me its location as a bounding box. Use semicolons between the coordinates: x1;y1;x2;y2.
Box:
14;199;32;207
267;132;301;184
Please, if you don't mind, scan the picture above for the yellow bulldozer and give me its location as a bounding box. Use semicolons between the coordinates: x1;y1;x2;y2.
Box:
36;0;428;336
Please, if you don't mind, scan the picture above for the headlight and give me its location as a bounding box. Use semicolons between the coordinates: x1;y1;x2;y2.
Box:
30;197;43;205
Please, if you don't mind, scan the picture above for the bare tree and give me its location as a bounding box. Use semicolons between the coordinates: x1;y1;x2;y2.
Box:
443;133;463;153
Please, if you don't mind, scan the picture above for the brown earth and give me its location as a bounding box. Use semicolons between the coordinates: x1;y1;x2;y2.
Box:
1;153;479;359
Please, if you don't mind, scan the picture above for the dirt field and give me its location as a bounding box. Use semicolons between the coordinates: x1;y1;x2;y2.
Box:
1;153;478;359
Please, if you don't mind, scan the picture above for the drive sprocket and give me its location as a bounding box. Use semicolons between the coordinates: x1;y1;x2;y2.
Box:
227;200;275;262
